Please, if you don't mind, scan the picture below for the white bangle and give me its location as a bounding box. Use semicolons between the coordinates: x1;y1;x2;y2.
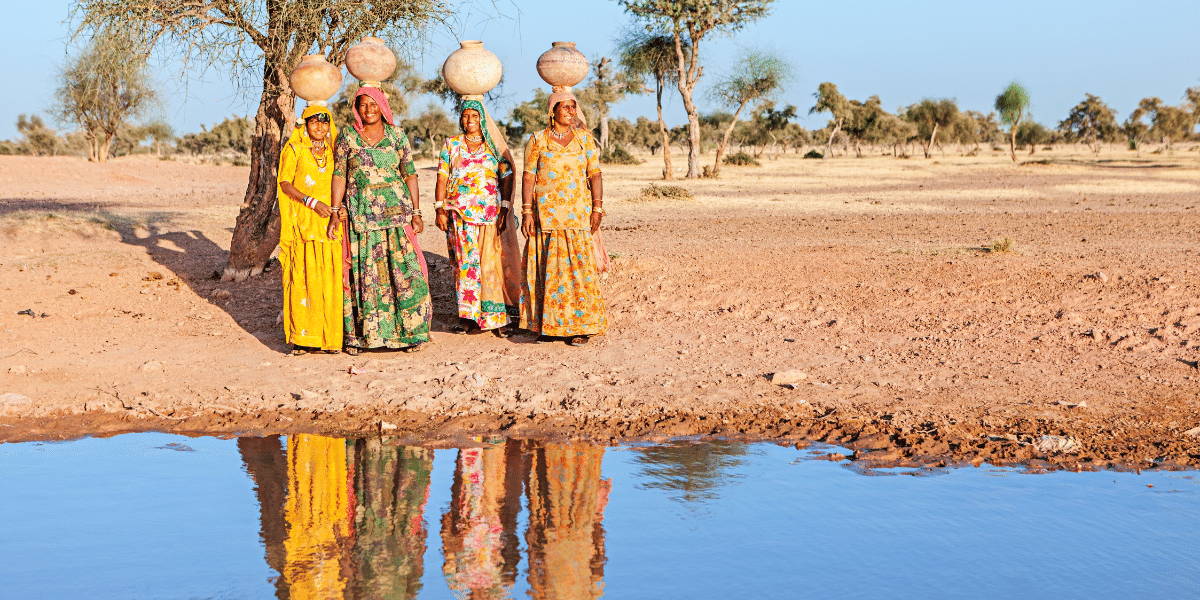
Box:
433;200;445;209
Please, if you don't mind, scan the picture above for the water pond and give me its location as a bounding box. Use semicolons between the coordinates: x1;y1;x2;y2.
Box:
2;433;1198;598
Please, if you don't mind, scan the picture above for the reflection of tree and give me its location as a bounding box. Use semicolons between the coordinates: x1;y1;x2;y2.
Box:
282;435;351;599
238;436;289;600
346;438;433;600
632;441;747;503
440;439;526;599
524;441;610;600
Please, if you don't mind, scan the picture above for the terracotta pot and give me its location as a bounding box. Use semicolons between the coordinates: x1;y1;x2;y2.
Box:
290;54;342;105
346;37;397;85
536;41;588;88
441;40;502;96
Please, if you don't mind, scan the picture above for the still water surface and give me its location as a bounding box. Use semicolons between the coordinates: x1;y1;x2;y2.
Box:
2;433;1198;599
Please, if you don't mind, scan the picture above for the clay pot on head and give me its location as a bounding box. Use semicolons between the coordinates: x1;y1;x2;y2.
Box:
290;54;342;106
536;41;588;89
441;40;502;96
346;37;397;85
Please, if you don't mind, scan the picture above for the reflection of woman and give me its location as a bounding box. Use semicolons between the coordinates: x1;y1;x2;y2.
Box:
282;434;351;599
524;441;610;599
277;106;343;355
332;87;433;354
435;99;519;336
520;91;608;346
441;439;525;598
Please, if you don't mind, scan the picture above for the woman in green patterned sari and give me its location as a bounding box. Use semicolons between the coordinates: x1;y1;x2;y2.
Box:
330;86;433;354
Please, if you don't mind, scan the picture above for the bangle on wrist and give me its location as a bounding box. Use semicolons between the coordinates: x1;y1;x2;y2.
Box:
592;206;606;215
432;200;445;209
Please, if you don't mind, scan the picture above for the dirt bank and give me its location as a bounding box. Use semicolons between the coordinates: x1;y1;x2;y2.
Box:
2;150;1199;469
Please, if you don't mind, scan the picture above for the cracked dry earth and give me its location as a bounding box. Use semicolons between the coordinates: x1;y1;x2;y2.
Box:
1;150;1199;471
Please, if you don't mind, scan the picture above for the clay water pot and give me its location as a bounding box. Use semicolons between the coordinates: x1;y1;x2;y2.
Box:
536;41;588;88
290;54;342;105
441;40;502;96
346;37;397;85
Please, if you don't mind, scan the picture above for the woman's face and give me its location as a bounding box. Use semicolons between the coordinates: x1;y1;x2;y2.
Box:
552;100;577;127
356;95;382;126
305;116;329;142
460;108;482;135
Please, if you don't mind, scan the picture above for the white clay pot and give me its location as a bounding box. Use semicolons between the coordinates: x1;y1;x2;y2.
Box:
536;41;588;88
441;40;502;96
345;37;397;85
290;54;342;105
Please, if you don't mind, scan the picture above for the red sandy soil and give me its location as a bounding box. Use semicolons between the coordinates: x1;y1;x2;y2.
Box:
1;150;1199;470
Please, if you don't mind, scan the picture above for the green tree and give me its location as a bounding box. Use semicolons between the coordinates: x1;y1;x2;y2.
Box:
504;89;551;143
56;28;156;163
1015;121;1051;154
841;95;887;158
178;116;253;156
810;82;851;158
706;50;788;176
1058;93;1118;153
619;0;774;178
401;103;457;156
994;82;1030;162
742;102;799;157
78;0;450;280
577;56;643;153
619;29;686;180
903;98;959;159
1131;97;1191;150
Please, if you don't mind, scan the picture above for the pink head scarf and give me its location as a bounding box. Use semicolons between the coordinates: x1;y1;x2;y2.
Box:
352;86;395;135
547;86;587;129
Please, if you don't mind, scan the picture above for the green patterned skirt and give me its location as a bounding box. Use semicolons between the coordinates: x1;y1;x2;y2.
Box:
343;224;432;348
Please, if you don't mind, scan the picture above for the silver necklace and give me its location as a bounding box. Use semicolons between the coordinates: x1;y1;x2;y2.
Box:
464;134;483;143
550;126;571;140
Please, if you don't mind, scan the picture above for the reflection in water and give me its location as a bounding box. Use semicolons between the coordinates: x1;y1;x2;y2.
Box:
632;441;747;503
241;436;609;600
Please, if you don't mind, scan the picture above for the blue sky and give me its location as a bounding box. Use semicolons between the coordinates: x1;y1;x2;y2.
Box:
2;0;1197;139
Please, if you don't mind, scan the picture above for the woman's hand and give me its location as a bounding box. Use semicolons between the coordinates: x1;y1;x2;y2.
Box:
521;210;537;238
590;211;602;234
435;208;449;232
497;207;509;234
326;218;339;240
411;213;425;234
312;202;332;219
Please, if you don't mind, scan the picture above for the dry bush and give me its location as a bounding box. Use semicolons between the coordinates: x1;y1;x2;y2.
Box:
636;183;694;202
988;237;1014;253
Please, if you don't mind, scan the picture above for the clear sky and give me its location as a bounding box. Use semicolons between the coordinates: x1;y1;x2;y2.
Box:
2;0;1198;140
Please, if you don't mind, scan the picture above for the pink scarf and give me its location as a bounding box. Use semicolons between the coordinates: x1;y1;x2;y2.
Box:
352;86;395;135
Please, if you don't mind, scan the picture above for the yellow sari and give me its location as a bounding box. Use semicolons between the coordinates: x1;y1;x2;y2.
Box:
277;105;343;351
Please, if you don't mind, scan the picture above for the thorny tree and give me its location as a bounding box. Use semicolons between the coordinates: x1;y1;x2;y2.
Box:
903;98;959;159
57;28;157;163
579;57;643;154
618;29;686;180
1057;94;1118;153
618;0;773;179
810;82;850;158
75;0;448;281
707;50;787;177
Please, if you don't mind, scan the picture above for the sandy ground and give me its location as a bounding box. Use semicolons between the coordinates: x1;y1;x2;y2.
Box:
2;147;1199;470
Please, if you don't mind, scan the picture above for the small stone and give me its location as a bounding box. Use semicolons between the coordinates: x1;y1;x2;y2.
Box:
771;370;809;388
0;393;33;416
1183;425;1200;438
299;389;322;402
211;289;233;301
1085;271;1109;282
379;421;398;431
466;373;487;387
1034;435;1080;454
139;361;163;372
8;365;28;375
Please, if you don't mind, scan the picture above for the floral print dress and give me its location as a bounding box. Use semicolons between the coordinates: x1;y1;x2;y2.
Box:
438;135;514;331
519;128;608;337
334;124;432;348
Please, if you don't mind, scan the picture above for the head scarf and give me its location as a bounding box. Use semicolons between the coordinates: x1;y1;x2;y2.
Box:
458;96;512;173
351;86;395;135
546;86;588;129
285;104;337;152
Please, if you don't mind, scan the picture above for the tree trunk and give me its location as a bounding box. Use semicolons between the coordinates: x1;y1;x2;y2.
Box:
923;123;938;159
655;79;673;181
224;61;293;281
825;118;842;158
711;103;747;178
680;84;701;178
98;133;113;164
1008;113;1021;162
599;107;610;153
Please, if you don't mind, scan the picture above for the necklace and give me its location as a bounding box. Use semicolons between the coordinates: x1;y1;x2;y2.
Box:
311;144;328;168
464;134;483;143
550;126;571;140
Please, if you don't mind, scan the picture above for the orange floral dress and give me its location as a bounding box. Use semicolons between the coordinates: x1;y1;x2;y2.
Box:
519;128;607;337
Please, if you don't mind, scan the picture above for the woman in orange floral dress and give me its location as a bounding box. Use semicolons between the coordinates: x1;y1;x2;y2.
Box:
519;92;607;345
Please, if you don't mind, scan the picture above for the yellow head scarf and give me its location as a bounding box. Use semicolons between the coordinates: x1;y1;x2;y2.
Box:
285;105;337;152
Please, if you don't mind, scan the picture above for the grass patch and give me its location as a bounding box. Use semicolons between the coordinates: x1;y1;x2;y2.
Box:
803;149;824;159
636;183;693;202
601;145;642;165
722;151;760;166
988;237;1014;253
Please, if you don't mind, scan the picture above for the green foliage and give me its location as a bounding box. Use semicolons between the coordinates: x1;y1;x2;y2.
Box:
177;116;253;156
710;51;789;110
620;0;773;35
803;149;824;159
988;238;1014;253
1015;121;1051;152
402;103;457;156
903;99;959;157
994;82;1031;127
1058;94;1118;152
504;89;550;143
722;151;759;166
15;114;63;156
637;183;693;201
602;145;642;165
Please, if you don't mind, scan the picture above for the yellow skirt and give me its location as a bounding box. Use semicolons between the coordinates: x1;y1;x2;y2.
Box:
280;239;344;351
519;229;607;336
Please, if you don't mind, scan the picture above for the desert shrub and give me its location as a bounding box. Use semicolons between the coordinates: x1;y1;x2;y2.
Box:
722;151;759;166
803;149;823;159
637;183;693;201
988;237;1014;253
602;145;642;165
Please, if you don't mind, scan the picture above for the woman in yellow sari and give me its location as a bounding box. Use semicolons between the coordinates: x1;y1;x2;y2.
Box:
277;106;343;354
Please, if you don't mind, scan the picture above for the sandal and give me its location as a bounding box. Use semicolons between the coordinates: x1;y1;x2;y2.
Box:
492;326;513;339
343;346;361;356
567;335;590;346
401;343;428;353
450;322;470;334
290;346;308;356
